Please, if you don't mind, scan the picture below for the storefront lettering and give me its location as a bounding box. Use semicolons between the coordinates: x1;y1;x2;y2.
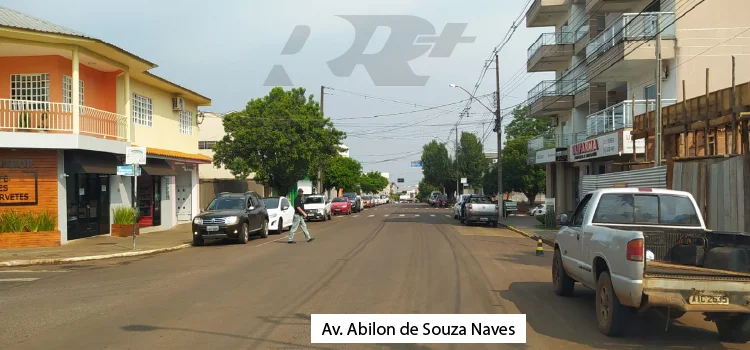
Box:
0;159;34;168
0;171;38;206
572;140;598;156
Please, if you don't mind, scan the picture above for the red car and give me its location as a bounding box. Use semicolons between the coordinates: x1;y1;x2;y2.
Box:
330;197;352;215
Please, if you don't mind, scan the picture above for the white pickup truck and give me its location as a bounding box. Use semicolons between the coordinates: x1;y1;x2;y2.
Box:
553;188;750;343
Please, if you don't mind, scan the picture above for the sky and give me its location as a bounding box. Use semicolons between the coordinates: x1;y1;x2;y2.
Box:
3;0;551;189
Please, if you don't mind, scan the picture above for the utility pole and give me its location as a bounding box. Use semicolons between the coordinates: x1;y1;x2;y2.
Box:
495;54;503;220
654;13;663;166
455;126;460;198
318;85;325;194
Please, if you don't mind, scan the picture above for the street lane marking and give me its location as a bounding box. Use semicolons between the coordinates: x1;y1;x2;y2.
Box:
399;214;405;217
368;215;374;217
445;215;451;217
384;214;389;217
0;270;70;273
430;214;435;217
415;214;420;217
255;236;287;247
0;278;39;282
353;215;360;218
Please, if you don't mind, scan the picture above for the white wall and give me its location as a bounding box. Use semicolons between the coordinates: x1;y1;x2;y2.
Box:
626;60;678;100
109;176;133;228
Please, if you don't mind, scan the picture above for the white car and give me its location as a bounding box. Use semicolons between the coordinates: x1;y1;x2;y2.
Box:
304;194;332;221
453;194;468;219
262;196;294;234
527;204;546;216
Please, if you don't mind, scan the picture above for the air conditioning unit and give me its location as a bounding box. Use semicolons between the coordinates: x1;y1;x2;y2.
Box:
172;97;185;111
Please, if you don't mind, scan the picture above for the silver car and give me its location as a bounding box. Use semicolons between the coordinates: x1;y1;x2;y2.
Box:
453;194;469;219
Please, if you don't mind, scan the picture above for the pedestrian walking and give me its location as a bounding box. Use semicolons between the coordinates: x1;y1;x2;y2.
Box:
288;188;315;244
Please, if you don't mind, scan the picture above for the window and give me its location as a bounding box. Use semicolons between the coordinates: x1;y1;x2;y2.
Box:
572;194;592;226
132;94;153;127
281;198;290;208
593;194;701;226
634;195;659;224
594;194;634;223
645;84;657;100
62;75;84;105
659;195;701;226
198;141;217;149
179;110;193;135
469;196;492;204
10;73;50;110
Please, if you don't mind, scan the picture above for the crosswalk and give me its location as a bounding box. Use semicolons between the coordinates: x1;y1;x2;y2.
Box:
333;213;454;219
0;269;70;285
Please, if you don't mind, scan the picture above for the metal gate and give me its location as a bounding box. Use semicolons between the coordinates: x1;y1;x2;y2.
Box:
581;166;667;197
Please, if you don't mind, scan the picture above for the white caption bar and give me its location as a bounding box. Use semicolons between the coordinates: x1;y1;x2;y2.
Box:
311;314;526;344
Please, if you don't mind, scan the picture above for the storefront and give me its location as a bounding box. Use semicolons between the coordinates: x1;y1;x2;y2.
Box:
535;147;577;214
135;159;176;227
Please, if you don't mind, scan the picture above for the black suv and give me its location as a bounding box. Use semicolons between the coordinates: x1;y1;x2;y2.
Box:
192;191;269;246
342;192;362;213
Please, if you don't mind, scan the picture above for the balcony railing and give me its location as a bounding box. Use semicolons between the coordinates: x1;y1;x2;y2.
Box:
586;99;677;137
575;25;589;42
0;99;128;141
527;31;577;59
527;78;588;105
586;12;676;60
529;132;588;151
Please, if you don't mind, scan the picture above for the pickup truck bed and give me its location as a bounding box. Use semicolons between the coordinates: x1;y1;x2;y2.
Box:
646;261;750;280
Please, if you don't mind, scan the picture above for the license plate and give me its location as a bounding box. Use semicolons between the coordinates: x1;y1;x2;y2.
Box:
334;208;341;211
206;226;219;232
689;292;729;305
480;217;488;222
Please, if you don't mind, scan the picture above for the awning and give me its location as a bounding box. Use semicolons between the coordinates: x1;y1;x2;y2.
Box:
140;159;177;176
65;150;120;174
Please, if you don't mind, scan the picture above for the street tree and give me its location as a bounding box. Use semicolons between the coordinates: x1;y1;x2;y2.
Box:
360;171;389;194
502;136;546;204
417;180;439;201
323;156;362;193
421;140;454;192
505;105;553;140
213;87;345;196
456;131;486;188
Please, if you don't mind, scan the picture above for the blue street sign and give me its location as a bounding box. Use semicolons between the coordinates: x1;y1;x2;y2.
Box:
117;165;142;176
410;161;423;167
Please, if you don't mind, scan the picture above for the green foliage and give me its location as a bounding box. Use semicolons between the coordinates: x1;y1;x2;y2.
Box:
456;132;485;188
212;87;345;196
544;206;557;229
503;136;546;204
0;210;57;233
504;106;553;140
535;214;546;225
360;171;389;194
417;180;439;201
112;206;137;225
421;140;454;190
323;156;362;192
482;166;498;196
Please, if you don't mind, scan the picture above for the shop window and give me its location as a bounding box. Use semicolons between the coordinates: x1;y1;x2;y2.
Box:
10;73;50;110
132;93;153;127
179;110;193;135
62;75;85;105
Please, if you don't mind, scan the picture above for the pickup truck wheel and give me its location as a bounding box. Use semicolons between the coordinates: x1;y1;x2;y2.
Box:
260;219;269;238
716;314;750;343
596;272;627;336
238;223;249;244
553;249;574;296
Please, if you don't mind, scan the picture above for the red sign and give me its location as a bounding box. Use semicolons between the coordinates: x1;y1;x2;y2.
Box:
572;139;599;156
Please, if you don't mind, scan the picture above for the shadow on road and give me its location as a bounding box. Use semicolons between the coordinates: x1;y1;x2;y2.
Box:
497;282;730;349
121;322;335;350
493;252;551;268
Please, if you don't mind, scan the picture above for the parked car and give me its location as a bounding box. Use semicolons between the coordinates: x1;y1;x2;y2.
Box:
459;195;498;227
192;191;269;246
262;196;294;234
435;194;449;207
331;197;352;215
553;188;750;341
527;204;545;216
343;192;363;213
304;194;332;221
428;191;441;206
362;195;375;208
454;194;468;219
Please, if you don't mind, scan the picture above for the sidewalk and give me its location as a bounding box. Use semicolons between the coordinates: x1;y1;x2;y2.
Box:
0;223;193;267
499;215;558;245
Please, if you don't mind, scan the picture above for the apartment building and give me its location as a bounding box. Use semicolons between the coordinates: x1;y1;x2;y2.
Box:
0;7;211;245
523;0;749;213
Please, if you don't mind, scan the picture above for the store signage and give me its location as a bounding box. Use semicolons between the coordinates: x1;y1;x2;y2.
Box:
555;148;568;162
569;133;619;161
117;165;142;176
535;148;556;164
0;159;34;168
0;170;38;206
622;130;646;154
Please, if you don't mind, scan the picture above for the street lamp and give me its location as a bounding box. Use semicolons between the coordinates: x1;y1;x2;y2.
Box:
449;83;504;222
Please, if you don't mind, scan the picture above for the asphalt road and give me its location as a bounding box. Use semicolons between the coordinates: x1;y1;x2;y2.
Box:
0;203;744;349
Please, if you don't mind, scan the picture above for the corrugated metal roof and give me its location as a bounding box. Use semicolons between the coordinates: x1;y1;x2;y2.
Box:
0;6;94;39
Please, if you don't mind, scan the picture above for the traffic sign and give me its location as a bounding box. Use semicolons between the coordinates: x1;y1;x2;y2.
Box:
397;178;404;183
410;161;423;167
125;147;147;165
117;165;142;176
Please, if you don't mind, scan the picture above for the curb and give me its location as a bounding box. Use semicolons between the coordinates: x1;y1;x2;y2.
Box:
0;243;193;267
498;223;555;247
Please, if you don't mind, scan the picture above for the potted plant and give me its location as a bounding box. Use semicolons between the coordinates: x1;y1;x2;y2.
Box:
0;210;60;249
111;206;139;237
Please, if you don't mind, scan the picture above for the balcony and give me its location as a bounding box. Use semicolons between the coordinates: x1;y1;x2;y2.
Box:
574;25;590;55
0;99;128;141
526;0;572;28
527;79;588;117
586;99;676;137
527;32;576;72
586;0;642;14
586;12;676;81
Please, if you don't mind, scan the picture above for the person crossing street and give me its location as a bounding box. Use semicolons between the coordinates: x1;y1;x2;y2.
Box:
288;188;315;244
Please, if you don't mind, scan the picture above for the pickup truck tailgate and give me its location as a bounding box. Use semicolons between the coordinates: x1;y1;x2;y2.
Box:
469;204;496;216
